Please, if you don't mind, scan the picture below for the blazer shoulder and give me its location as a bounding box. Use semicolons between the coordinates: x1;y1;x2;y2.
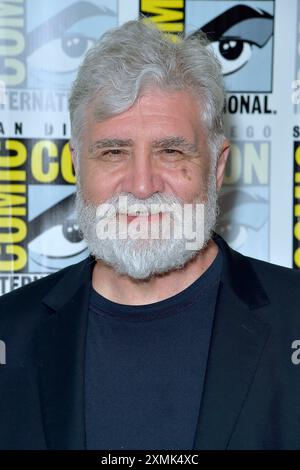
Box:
0;257;90;326
242;253;300;306
245;253;300;281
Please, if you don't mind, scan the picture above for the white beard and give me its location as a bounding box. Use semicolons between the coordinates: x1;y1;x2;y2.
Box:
75;174;218;280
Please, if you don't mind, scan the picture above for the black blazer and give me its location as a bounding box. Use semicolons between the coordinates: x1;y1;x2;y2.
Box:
0;233;300;450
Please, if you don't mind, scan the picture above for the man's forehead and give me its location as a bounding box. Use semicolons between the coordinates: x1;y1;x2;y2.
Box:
88;87;201;122
86;105;205;143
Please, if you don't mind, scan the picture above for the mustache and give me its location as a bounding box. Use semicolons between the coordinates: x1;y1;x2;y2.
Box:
76;190;204;212
76;191;205;224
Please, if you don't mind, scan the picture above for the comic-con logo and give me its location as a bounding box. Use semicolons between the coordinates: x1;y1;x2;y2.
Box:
140;0;185;40
0;138;88;276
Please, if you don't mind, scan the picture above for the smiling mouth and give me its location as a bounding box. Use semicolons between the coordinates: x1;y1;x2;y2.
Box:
125;212;164;223
115;211;164;223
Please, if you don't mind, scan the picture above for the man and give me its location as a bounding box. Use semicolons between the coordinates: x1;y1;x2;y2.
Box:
0;19;300;451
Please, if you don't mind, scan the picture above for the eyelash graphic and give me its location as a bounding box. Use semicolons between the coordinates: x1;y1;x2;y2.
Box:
188;4;274;76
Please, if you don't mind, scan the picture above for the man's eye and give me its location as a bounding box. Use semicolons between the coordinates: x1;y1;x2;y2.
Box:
161;149;183;159
103;149;122;155
97;149;127;162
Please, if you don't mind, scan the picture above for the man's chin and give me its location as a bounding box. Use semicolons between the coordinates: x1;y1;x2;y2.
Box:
89;237;203;281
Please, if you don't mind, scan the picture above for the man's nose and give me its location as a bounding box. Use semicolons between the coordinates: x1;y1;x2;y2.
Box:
121;151;165;199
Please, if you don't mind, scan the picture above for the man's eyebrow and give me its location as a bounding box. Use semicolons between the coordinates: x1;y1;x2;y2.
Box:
90;137;199;153
151;137;199;153
91;139;134;149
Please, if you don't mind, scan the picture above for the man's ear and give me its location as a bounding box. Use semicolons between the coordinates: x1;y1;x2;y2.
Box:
216;139;230;192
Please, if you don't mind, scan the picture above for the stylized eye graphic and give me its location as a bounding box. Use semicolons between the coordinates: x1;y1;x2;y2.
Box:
188;4;274;76
28;194;88;271
219;223;249;248
216;190;268;251
28;34;95;74
28;222;87;268
26;1;116;79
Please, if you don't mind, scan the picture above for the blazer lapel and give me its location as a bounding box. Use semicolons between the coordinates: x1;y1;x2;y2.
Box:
35;256;95;450
193;235;272;449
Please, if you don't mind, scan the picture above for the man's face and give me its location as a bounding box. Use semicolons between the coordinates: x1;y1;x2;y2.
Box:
79;87;211;205
73;87;228;280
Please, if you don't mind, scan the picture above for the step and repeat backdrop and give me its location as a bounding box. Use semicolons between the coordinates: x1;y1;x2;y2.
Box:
0;0;299;294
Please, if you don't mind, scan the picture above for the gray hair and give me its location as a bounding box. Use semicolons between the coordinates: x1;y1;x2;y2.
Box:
68;18;226;172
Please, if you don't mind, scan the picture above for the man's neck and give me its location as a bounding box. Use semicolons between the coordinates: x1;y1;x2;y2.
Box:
92;239;219;306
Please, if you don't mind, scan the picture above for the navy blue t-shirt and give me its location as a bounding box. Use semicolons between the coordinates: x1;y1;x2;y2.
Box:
85;248;222;450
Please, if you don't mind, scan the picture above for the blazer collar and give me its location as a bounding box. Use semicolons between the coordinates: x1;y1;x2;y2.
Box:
37;233;271;450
